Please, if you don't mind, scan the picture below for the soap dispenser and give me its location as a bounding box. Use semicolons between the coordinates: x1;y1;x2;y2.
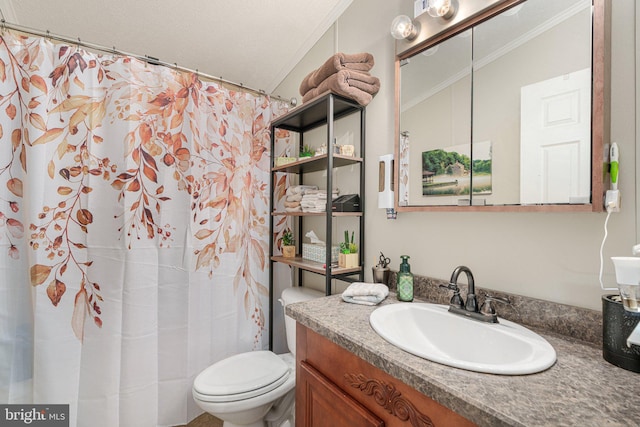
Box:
397;255;414;302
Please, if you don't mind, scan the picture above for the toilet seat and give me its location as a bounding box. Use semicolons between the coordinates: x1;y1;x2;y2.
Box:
193;351;290;403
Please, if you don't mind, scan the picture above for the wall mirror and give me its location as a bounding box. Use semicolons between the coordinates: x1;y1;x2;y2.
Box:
394;0;609;212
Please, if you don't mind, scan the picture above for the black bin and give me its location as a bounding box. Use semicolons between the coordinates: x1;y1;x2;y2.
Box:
602;294;640;373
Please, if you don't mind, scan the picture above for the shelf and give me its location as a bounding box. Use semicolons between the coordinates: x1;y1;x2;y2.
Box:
272;211;363;217
271;256;362;276
268;91;366;350
272;154;363;174
272;92;363;133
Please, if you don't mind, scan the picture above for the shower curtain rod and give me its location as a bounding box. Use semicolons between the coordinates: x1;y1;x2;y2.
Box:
0;19;298;106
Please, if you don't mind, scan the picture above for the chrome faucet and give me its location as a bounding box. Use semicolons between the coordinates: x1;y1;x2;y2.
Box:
440;266;508;323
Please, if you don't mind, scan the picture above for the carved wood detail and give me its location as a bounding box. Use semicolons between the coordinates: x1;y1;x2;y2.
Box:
345;373;435;427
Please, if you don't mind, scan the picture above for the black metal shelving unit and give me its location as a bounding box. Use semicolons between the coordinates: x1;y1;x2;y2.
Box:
268;92;365;349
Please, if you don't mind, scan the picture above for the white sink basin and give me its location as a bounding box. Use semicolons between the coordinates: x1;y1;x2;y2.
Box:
369;303;556;375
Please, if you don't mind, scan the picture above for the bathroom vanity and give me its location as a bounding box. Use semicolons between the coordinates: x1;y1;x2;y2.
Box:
296;324;475;426
288;294;640;427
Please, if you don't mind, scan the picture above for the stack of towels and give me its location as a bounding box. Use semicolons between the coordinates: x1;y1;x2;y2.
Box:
300;189;339;213
299;52;381;106
284;185;318;212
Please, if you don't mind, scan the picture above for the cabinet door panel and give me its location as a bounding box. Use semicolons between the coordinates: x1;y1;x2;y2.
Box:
298;360;384;427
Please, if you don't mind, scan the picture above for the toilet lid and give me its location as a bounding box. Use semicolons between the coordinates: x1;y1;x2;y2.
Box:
194;351;290;402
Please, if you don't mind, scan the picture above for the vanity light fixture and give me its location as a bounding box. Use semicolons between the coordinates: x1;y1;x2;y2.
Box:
390;15;420;40
427;0;457;20
391;0;457;41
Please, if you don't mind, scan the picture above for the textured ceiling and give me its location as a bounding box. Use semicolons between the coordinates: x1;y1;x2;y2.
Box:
0;0;352;94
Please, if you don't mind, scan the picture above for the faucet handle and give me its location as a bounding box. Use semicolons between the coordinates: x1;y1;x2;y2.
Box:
480;293;511;316
439;283;459;292
439;283;464;308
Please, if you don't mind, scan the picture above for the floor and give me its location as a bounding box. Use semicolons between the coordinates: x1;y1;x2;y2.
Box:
176;413;223;427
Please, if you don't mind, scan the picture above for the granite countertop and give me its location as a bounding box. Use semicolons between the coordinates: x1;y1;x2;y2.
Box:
287;293;640;427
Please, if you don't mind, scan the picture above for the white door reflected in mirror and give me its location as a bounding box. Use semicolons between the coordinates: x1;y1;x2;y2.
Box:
520;68;591;204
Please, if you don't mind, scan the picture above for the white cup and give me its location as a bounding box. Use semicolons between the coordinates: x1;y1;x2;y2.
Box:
612;257;640;312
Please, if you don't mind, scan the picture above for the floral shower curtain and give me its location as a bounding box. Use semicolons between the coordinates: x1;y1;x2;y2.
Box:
0;30;288;426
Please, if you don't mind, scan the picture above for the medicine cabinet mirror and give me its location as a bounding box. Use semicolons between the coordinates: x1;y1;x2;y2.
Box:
394;0;609;212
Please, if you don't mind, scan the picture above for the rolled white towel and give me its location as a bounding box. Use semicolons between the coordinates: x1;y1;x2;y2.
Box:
341;282;389;306
286;194;303;202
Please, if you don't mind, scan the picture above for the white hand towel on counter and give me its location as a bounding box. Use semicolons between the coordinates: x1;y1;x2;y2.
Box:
341;282;389;306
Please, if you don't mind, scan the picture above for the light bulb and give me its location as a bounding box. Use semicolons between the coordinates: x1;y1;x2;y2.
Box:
427;0;456;19
390;15;419;41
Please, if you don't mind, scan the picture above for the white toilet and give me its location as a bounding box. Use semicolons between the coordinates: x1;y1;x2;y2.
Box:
192;287;322;427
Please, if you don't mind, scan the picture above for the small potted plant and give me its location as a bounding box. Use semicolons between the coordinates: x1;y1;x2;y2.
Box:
299;144;315;159
282;229;295;258
338;231;358;268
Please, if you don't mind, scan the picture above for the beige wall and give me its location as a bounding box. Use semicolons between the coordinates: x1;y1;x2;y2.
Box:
274;0;638;313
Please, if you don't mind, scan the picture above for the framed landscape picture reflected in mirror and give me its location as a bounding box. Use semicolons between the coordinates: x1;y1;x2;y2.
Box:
421;141;492;197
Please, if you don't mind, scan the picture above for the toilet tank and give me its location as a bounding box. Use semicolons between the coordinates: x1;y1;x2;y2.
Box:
280;287;323;355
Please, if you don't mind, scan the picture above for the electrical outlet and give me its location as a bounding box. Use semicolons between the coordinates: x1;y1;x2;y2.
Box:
605;189;620;212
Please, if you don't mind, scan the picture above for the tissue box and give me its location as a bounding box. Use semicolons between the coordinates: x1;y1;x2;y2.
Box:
275;157;297;167
302;243;339;263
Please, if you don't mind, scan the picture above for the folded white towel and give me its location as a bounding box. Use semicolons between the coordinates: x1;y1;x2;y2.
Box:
341;282;389;306
301;202;327;212
286;185;318;196
301;200;325;207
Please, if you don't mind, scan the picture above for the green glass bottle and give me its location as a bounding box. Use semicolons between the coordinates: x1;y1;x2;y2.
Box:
397;255;414;302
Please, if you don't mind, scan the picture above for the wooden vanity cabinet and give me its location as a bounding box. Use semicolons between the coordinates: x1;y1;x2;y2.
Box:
296;325;477;427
